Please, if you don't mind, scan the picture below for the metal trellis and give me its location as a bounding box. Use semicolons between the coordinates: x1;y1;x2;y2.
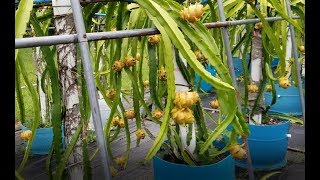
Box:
14;1;304;179
15;16;300;49
69;0;112;179
285;0;305;124
216;0;255;179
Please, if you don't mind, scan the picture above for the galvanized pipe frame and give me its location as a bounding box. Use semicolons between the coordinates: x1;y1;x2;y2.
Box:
15;16;300;49
69;0;112;179
216;0;255;179
16;0;131;8
15;1;304;177
285;0;305;124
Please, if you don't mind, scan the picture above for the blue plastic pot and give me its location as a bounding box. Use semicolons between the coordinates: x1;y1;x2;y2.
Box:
271;57;279;68
21;125;65;155
264;82;304;116
153;141;235;180
233;57;249;77
269;56;303;69
195;65;216;92
235;121;290;170
34;0;52;3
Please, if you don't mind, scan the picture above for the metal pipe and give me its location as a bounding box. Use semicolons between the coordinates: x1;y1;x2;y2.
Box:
70;0;112;179
15;16;300;49
16;34;78;48
216;0;241;105
285;0;305;124
22;0;131;8
26;16;295;32
216;0;254;180
288;147;305;153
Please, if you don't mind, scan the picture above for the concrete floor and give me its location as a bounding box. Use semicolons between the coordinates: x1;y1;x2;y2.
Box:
15;92;305;180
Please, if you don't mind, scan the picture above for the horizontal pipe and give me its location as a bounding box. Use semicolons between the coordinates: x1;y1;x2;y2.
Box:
288;147;305;153
15;0;127;8
15;16;300;49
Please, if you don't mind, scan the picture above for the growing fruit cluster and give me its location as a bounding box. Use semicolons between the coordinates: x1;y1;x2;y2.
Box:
229;144;247;160
194;50;208;63
21;130;32;141
148;35;161;45
158;66;167;81
248;83;259;93
180;3;205;23
112;116;125;128
278;76;291;89
171;91;199;126
152;108;163;119
112;54;140;72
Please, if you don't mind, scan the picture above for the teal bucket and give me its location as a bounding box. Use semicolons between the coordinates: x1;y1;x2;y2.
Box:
233;57;249;77
21;125;65;155
234;121;290;170
195;64;216;92
153;141;235;180
264;82;304;116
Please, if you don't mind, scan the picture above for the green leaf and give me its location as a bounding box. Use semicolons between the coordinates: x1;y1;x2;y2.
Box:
16;54;41;173
260;0;268;15
160;1;233;85
83;139;92;180
290;5;305;23
181;150;196;166
144;24;175;161
45;145;54;180
267;0;303;33
241;29;252;115
83;3;106;32
15;0;33;60
136;0;234;91
40;65;49;94
226;1;245;19
103;2;117;32
15;63;25;124
291;59;298;87
30;17;64;165
236;109;250;135
268;112;303;125
251;5;286;76
15;170;24;180
265;63;278;80
260;171;281;180
199;108;237;154
125;69;161;124
171;128;183;152
55;123;84;179
118;100;131;168
174;47;191;85
15;0;33;38
148;43;163;109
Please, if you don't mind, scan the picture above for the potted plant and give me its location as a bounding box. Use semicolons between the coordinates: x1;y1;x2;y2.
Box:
264;57;305;116
125;1;252;179
20;120;65;155
101;0;304;177
15;0;304;179
89;1;251;178
229;0;305;171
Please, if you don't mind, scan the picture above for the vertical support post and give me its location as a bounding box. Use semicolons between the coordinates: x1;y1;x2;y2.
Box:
285;0;305;124
216;0;255;179
69;0;112;179
216;0;242;109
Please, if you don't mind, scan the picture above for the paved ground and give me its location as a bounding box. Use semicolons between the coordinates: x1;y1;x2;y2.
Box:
15;93;305;180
